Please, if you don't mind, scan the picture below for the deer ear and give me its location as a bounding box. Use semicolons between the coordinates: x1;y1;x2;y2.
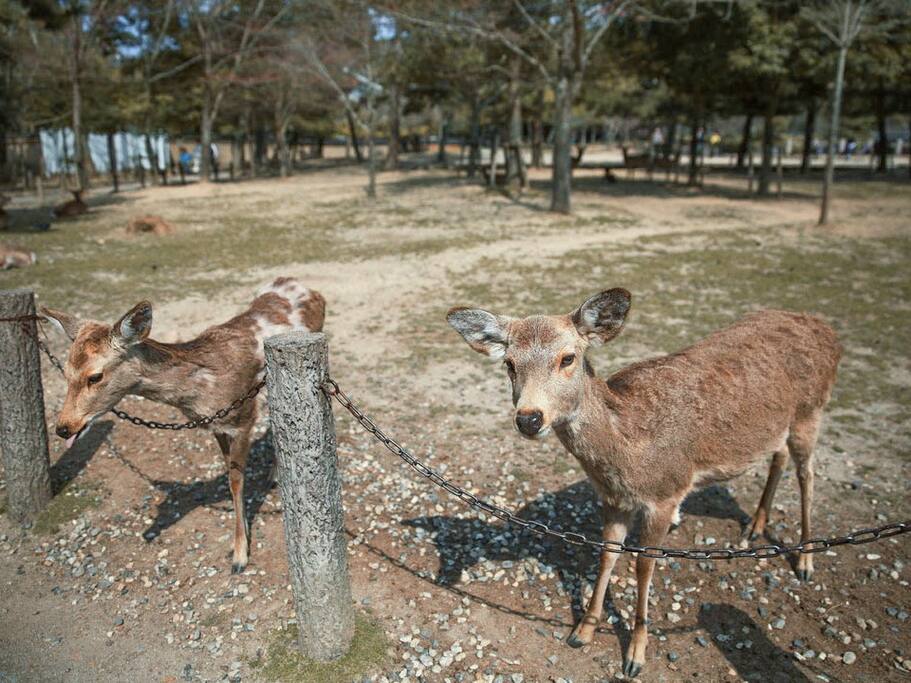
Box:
113;301;152;346
40;307;82;342
447;307;511;359
572;288;631;345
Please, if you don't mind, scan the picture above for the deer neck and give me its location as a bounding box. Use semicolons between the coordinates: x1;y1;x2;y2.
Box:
554;373;632;469
127;340;212;412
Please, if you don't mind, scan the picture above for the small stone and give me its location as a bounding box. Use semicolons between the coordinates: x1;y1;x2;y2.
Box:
843;651;856;664
668;651;679;662
696;636;708;648
772;618;786;630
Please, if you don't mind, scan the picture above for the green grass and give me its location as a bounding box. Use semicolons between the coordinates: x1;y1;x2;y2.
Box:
253;614;390;683
32;480;104;536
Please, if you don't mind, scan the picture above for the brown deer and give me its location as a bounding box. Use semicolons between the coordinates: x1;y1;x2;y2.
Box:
448;290;841;678
53;190;88;218
0;243;36;269
42;277;326;573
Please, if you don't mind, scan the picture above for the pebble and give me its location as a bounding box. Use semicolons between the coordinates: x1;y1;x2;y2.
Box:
843;651;857;664
772;617;786;630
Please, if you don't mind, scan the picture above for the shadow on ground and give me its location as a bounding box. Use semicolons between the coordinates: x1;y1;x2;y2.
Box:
127;430;278;550
403;480;750;616
50;419;113;494
698;603;811;682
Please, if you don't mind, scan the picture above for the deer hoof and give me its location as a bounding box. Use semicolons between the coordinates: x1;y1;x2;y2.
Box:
566;633;587;649
622;658;642;678
796;568;814;583
231;562;247;575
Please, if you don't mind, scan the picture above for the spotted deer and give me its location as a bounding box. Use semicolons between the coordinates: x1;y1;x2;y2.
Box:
42;277;325;573
448;290;841;678
53;190;88;218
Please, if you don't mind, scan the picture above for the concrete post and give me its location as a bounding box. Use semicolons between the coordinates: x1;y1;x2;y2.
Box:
264;332;354;661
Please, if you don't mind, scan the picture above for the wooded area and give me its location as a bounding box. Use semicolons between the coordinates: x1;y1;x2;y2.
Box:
1;0;909;217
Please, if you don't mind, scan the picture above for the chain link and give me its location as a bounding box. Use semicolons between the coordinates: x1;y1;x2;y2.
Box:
3;314;264;430
322;377;911;561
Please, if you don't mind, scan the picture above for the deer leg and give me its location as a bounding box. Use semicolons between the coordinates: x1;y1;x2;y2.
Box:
788;413;821;582
623;503;675;679
742;448;788;543
567;507;630;648
215;430;252;574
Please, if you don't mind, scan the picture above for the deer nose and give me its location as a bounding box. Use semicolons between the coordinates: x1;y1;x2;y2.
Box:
515;410;544;436
56;425;71;439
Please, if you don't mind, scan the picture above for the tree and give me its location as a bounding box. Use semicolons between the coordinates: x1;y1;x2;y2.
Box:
400;1;634;214
182;0;287;182
803;0;897;224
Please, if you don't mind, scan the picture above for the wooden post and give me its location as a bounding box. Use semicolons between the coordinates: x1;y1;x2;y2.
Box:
264;332;354;661
0;290;52;523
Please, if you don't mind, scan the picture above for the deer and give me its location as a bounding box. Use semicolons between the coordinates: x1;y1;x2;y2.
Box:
41;277;326;574
53;190;88;218
448;289;841;678
0;243;36;269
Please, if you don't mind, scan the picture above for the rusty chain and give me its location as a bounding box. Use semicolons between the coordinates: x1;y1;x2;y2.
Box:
2;314;264;430
322;378;911;561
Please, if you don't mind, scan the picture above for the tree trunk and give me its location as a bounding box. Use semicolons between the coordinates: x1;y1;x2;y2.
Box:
144;134;159;186
107;132;119;192
687;117;700;185
366;99;377;199
550;75;573;214
820;43;847;225
506;55;526;189
276;109;290;178
200;90;213;182
70;16;89;191
346;109;363;163
385;84;401;170
468;95;480;178
436;112;448;164
254;125;266;176
736;114;753;169
531;90;544;168
800;99;816;174
875;85;887;173
758;111;775;196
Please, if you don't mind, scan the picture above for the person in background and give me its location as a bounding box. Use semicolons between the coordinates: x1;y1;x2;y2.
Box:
178;147;191;184
709;130;721;158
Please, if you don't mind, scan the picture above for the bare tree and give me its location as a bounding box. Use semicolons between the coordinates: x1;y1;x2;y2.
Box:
398;1;633;214
298;2;384;198
182;0;287;182
803;0;895;225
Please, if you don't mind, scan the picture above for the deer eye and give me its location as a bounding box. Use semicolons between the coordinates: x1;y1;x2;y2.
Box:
87;372;103;386
560;354;576;368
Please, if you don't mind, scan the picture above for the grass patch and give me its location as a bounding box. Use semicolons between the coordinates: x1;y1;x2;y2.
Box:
254;614;390;683
32;480;104;535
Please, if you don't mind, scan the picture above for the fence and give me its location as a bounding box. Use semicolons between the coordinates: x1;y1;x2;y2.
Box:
1;288;909;662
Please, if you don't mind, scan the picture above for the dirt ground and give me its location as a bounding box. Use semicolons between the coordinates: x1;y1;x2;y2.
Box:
1;157;909;683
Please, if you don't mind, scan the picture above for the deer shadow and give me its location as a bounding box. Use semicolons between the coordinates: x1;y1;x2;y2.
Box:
698;603;812;682
139;430;277;551
403;480;749;623
49;419;114;494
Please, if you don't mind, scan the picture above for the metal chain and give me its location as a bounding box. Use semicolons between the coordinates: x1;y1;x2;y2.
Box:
322;377;911;561
3;314;265;430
